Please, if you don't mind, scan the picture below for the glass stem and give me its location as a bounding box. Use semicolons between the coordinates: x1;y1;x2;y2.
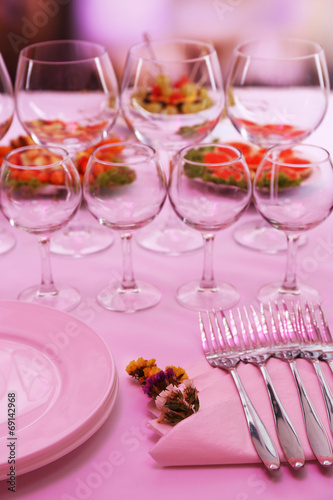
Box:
199;233;217;290
121;232;137;290
38;236;58;296
281;233;300;292
167;150;176;179
163;149;183;231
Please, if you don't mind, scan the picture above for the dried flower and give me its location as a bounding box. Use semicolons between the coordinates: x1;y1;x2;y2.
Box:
142;366;188;399
155;380;200;425
143;365;161;379
126;357;200;426
165;365;188;383
126;358;158;384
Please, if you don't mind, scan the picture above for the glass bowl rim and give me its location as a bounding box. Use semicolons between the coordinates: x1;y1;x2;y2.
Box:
262;143;330;167
4;144;71;169
90;141;157;166
18;39;108;64
233;37;325;62
128;38;217;63
176;142;245;166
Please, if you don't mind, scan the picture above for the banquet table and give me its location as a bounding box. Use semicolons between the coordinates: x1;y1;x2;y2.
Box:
1;107;333;500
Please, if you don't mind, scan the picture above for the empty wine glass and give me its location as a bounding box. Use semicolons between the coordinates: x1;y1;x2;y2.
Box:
121;38;224;254
15;39;119;257
253;144;333;304
83;142;167;312
225;37;330;253
0;145;82;310
168;143;251;310
0;52;15;254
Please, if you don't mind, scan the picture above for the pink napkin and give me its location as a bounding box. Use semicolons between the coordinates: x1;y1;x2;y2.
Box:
148;357;333;466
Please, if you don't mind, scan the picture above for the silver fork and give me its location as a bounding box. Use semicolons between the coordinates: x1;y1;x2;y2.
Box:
199;309;281;471
267;301;333;467
233;305;305;469
297;302;333;436
313;304;333;374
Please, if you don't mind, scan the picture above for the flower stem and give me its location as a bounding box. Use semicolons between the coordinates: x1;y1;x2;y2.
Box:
199;233;216;290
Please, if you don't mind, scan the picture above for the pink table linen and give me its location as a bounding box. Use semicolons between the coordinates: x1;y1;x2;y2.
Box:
148;358;333;466
0;111;333;499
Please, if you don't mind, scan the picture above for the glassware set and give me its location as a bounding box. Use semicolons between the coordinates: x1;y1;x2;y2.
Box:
0;36;331;312
0;145;82;311
15;40;119;258
225;37;330;253
169;143;251;310
83;142;167;312
120;38;225;255
253;144;333;305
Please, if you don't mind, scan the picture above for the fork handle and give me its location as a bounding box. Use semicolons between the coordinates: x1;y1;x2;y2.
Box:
259;364;305;469
328;360;333;375
289;360;333;466
312;359;333;436
230;367;280;470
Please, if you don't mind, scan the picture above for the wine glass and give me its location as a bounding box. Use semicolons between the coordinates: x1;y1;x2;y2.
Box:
225;37;330;253
168;143;251;310
253;144;333;304
0;52;15;254
15;39;119;257
120;38;224;254
0;145;82;310
83;142;167;312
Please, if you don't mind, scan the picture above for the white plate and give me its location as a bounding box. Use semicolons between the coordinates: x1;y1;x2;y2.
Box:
0;300;118;479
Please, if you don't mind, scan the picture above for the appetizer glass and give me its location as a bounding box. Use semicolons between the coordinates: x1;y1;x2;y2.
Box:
226;37;330;253
169;143;251;310
0;53;15;254
121;38;224;254
253;144;333;304
83;142;167;312
0;145;82;311
15;40;119;257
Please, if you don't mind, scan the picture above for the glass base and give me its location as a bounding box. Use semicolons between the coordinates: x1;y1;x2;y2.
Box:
18;284;81;312
0;226;16;255
97;280;161;313
136;199;202;255
257;281;321;305
176;280;240;311
234;219;307;253
50;224;114;258
136;224;203;255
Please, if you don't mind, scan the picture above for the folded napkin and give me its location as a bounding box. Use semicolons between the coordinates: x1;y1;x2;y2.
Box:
148;357;333;466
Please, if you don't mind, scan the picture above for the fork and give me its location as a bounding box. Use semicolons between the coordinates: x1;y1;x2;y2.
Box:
314;304;333;374
234;305;305;469
199;309;281;471
297;302;333;435
267;301;333;467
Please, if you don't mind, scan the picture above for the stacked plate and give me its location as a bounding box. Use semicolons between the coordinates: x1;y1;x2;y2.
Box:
0;301;118;479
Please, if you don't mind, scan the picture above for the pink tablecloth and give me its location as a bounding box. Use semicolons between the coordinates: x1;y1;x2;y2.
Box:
1;112;333;499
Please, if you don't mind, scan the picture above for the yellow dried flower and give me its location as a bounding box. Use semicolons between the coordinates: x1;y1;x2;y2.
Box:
126;358;158;382
166;365;188;382
137;357;156;369
136;357;148;369
126;360;139;375
143;365;161;378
